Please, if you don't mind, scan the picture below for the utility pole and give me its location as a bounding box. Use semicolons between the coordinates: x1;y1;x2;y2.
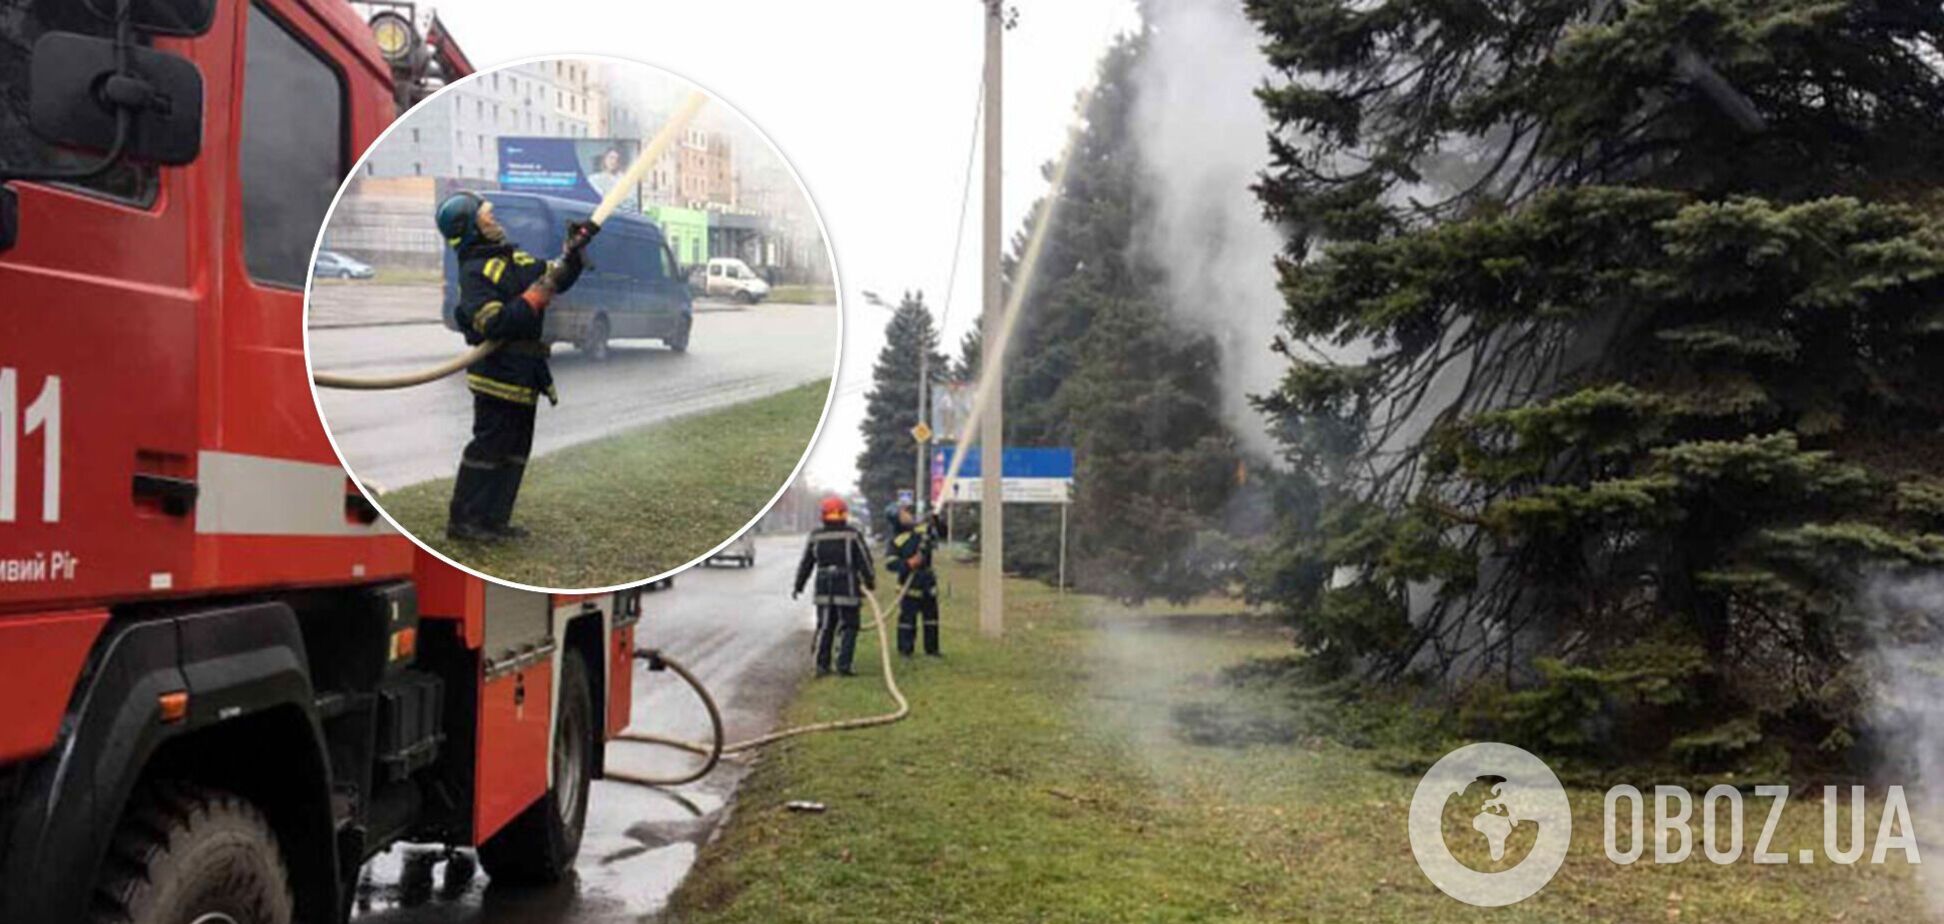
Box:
915;343;929;518
979;0;1005;637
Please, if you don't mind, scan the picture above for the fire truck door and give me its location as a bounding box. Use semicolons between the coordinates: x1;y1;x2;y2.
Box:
474;583;554;842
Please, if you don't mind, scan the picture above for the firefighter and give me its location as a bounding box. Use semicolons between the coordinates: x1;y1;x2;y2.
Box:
885;502;942;656
435;192;595;542
793;496;876;676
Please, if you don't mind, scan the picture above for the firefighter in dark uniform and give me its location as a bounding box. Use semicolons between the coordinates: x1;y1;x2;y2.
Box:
434;191;595;542
794;496;876;676
885;502;942;656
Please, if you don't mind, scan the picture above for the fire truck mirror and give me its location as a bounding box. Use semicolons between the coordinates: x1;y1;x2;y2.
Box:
81;0;218;38
27;32;206;167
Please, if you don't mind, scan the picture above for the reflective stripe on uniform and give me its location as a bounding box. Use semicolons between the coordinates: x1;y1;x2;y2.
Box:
466;374;537;405
815;595;861;606
513;251;539;266
483;257;508;284
472;300;504;334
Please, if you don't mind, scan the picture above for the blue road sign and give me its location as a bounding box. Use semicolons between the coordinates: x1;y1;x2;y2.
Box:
938;447;1074;479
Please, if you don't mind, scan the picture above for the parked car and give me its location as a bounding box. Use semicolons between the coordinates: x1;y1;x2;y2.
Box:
444;191;694;358
691;257;771;304
314;249;375;279
707;532;758;568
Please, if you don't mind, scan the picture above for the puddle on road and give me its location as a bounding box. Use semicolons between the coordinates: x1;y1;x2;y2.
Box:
350;761;752;923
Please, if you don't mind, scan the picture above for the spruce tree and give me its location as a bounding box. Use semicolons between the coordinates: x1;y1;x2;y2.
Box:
988;33;1246;601
856;292;947;534
1247;0;1944;764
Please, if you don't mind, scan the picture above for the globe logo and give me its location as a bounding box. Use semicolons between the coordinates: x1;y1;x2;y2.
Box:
1409;742;1572;906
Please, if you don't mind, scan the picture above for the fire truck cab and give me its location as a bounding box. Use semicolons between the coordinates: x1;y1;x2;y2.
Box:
0;2;635;922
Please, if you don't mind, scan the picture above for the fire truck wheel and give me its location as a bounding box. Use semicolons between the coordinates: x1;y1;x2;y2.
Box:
478;648;594;885
91;781;295;924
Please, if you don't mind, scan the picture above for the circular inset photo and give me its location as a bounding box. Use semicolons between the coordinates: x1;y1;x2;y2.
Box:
304;56;840;592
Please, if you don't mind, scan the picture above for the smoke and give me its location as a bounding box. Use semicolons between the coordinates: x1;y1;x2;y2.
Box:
1129;0;1288;462
1864;571;1944;913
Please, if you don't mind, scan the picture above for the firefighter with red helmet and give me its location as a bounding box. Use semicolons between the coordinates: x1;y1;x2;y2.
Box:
794;496;876;676
435;192;596;542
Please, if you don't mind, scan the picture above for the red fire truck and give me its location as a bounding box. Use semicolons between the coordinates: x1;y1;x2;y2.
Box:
0;2;640;922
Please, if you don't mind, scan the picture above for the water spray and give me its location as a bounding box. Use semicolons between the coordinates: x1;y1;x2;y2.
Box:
309;92;710;391
605;94;1092;787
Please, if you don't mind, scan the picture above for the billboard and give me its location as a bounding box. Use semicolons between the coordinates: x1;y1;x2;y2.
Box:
497;137;642;213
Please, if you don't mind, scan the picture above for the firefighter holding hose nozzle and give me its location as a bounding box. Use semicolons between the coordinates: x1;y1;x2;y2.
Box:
434;192;597;542
794;496;876;676
886;501;943;657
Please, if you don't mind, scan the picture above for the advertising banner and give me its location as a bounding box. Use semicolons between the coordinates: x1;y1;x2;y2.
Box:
497;137;643;213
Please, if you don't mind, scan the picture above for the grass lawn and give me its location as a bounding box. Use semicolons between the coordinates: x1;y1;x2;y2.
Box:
377;379;828;588
666;557;1928;922
768;284;837;305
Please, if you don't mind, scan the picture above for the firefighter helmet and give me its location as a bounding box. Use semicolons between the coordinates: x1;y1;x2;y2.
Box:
820;495;848;523
435;191;486;250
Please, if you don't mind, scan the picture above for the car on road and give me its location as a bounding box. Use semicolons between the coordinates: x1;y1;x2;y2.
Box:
691;257;771;304
444;191;695;359
314;249;375;279
708;532;758;567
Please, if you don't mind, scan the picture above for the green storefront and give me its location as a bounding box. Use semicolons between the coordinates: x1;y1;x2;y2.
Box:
643;204;709;269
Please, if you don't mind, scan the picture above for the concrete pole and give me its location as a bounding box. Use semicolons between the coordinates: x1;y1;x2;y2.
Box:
915;345;929;518
979;0;1005;637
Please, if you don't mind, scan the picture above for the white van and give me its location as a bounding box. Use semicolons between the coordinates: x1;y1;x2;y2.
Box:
696;257;771;304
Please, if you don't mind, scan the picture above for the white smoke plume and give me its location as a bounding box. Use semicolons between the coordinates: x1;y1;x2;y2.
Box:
1130;0;1288;463
1864;571;1944;914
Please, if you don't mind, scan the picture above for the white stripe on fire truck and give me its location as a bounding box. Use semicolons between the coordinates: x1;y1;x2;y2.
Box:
193;451;396;538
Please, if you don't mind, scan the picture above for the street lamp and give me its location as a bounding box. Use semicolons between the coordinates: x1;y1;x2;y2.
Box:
862;291;931;518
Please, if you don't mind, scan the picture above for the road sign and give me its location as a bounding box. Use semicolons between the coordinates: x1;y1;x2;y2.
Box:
933;447;1073;505
910;421;933;443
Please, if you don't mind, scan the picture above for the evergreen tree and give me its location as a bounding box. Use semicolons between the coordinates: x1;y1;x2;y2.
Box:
856;292;947;534
986;32;1245;601
1248;0;1944;765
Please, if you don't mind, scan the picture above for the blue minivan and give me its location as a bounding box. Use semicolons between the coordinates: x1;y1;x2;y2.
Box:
442;191;694;358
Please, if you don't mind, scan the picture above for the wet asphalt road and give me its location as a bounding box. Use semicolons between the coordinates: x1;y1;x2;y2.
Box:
307;288;839;490
350;533;815;923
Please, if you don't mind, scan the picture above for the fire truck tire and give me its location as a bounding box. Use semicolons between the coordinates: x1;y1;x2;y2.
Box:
478;649;594;885
90;781;294;924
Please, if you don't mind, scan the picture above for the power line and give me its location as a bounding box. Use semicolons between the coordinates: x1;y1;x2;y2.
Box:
935;73;985;337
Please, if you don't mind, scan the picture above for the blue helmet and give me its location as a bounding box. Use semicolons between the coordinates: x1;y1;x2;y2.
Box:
435;191;485;250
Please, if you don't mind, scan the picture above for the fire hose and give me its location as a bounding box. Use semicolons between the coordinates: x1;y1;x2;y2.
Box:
606;580;911;788
597;106;1087;788
309;92;709;391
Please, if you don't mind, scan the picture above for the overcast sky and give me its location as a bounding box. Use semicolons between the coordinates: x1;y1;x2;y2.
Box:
422;0;1142;489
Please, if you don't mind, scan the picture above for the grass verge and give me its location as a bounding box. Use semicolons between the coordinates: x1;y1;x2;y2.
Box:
378;379;828;588
666;557;1925;922
768;284;836;304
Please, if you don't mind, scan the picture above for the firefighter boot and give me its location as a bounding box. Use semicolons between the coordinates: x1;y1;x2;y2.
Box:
920;594;942;656
834;607;861;675
447;457;501;541
813;606;838;675
897;597;919;656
